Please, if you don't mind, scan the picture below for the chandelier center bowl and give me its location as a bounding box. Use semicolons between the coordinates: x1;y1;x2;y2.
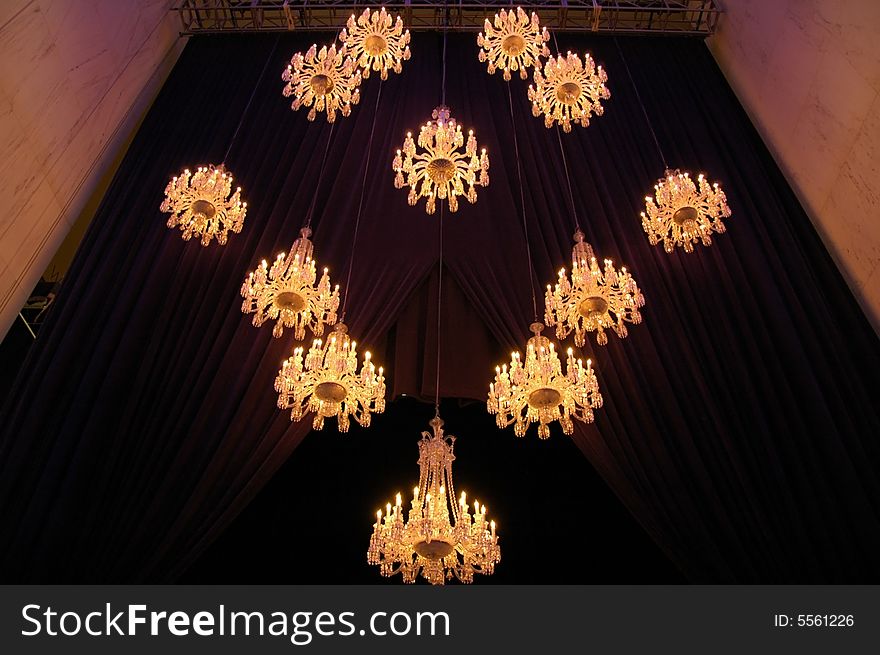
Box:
528;387;562;409
413;539;455;560
364;34;388;56
673;206;699;226
315;381;347;403
556;81;582;106
275;291;306;312
190;199;217;219
309;73;334;96
578;296;609;318
502;34;526;56
427;158;456;184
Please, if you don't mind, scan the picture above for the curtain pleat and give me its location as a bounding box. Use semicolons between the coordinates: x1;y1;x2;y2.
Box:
1;33;878;583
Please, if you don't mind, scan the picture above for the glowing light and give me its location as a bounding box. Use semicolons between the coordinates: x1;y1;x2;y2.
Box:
528;51;609;132
368;417;500;584
393;105;489;215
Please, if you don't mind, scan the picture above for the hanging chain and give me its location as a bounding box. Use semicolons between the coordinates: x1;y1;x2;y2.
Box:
555;124;581;232
435;202;444;417
223;35;280;164
615;37;668;169
440;2;448;106
507;83;539;322
303;122;336;230
550;31;581;232
434;0;449;417
340;81;384;321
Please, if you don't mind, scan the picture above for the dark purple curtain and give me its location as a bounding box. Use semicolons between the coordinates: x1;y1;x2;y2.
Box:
1;32;879;583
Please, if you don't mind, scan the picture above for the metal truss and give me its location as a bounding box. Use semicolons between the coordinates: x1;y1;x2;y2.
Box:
175;1;722;36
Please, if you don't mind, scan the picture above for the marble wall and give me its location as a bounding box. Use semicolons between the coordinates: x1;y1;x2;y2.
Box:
709;0;880;331
0;0;184;337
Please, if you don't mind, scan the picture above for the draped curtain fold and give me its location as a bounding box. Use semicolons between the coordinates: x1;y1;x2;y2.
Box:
1;33;878;583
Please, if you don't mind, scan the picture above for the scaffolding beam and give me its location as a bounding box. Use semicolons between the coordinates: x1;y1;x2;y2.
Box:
174;1;722;36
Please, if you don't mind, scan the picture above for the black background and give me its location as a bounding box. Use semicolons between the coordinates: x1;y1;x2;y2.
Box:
183;395;685;583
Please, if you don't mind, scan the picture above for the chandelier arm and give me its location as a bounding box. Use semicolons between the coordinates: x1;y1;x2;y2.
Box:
224;35;281;164
449;564;469;583
506;82;539;322
444;455;458;523
340;79;384;322
614;37;668;170
303;121;337;230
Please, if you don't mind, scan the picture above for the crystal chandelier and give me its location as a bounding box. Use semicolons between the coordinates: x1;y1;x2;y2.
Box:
641;169;732;253
275;322;385;432
528;51;610;132
340;7;411;80
488;322;602;439
477;7;549;81
240;228;340;340
282;43;362;122
545;230;645;347
368;416;500;585
393;105;489;215
160;164;246;246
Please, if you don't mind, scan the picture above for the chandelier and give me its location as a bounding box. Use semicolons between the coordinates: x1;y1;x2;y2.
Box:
477;7;549;81
340;7;411;80
488;322;602;439
641;169;732;253
282;43;362;122
545;230;645;347
368;416;500;585
528;51;610;132
393;105;489;215
240;228;340;340
160;164;246;246
274;322;385;432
